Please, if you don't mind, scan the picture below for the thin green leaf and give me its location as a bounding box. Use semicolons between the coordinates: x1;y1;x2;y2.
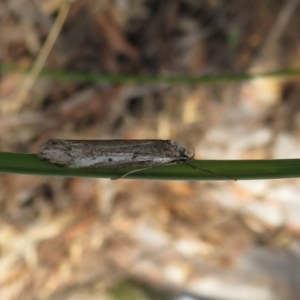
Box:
0;152;299;180
2;64;300;84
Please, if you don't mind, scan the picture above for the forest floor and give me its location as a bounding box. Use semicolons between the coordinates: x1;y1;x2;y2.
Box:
1;1;300;299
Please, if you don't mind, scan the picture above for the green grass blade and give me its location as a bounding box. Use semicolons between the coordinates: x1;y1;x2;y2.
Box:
2;64;300;84
0;152;300;180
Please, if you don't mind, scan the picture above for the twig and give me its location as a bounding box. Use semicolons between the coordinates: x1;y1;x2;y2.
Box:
7;0;74;114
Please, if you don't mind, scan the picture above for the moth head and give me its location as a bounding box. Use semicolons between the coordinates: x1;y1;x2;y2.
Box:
169;141;194;160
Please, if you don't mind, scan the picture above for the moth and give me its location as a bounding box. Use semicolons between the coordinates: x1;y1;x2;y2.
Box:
38;139;230;180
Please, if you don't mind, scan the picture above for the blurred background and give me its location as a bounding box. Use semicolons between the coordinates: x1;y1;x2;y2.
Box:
1;0;300;299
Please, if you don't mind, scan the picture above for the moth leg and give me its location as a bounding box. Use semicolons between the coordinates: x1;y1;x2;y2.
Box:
184;161;236;181
111;167;155;180
111;162;179;180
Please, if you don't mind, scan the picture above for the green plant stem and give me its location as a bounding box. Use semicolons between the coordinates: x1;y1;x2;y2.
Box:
0;152;299;180
2;64;300;84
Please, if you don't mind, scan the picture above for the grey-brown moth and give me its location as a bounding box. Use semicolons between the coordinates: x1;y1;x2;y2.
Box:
38;139;230;180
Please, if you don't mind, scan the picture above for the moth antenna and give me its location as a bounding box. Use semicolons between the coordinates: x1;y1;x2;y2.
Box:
184;161;236;181
112;161;235;181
